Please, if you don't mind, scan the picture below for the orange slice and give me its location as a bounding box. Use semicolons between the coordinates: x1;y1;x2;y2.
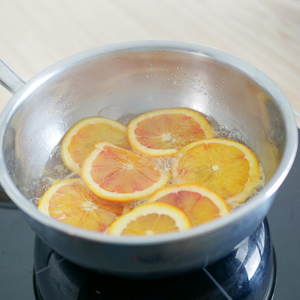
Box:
81;141;170;202
37;178;130;232
127;108;214;157
61;117;131;173
171;138;264;208
147;184;230;226
107;202;192;236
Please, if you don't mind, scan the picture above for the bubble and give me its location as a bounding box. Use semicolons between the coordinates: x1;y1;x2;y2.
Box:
214;125;228;138
117;113;138;126
228;129;245;143
53;145;62;161
131;199;148;208
152;157;172;174
98;105;129;120
29;197;40;206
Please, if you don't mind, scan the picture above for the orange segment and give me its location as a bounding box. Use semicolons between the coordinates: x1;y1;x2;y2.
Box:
147;184;230;226
107;202;192;236
171;138;264;208
81;142;170;202
61;117;131;173
127;108;214;157
37;178;130;232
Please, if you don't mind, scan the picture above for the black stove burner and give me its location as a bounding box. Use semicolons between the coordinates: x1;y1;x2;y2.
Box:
33;219;276;300
0;185;16;209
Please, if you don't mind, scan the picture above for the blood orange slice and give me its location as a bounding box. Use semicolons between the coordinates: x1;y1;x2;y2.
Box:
107;202;192;236
61;117;131;173
127;108;214;157
37;178;130;232
148;184;230;226
171;138;264;208
81;142;170;202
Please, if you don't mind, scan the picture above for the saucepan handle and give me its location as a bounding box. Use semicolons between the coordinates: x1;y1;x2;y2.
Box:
0;60;25;208
0;59;25;95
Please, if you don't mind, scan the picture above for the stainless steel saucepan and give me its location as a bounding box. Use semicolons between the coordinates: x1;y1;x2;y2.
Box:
0;41;297;277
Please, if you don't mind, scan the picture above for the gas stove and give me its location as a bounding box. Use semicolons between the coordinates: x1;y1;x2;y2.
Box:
1;130;300;300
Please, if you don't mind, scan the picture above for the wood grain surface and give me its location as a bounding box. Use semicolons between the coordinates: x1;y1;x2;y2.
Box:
0;0;299;126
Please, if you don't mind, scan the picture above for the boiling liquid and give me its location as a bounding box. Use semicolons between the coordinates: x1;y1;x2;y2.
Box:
31;106;265;211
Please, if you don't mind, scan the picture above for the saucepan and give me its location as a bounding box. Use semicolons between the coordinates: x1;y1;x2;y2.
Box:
0;41;297;277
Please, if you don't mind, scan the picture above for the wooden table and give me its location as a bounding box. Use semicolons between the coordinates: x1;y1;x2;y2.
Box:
1;0;299;126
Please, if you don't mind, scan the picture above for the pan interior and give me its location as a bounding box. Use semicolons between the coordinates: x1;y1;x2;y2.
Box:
3;47;284;214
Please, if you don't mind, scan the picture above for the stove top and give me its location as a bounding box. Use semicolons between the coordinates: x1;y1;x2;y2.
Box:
32;219;275;300
1;129;300;299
